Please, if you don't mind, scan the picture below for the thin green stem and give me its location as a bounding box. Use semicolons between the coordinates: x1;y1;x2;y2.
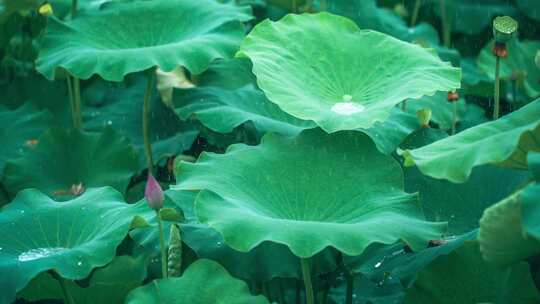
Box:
143;68;156;171
401;100;407;111
410;0;421;26
66;76;78;129
292;0;297;13
494;56;501;119
451;101;457;135
439;0;451;48
346;271;353;304
278;279;286;304
71;0;78;18
73;77;82;129
156;210;168;278
300;258;315;304
57;275;75;304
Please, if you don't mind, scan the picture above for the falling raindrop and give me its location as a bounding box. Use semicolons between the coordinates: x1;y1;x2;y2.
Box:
374;261;383;268
77;261;82;266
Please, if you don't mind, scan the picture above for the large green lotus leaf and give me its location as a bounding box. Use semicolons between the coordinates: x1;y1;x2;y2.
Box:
400;99;540;183
404;241;540;304
516;0;540;21
237;13;460;133
0;103;52;173
0;187;137;304
36;0;252;81
405;92;487;131
84;77;198;166
18;255;148;303
478;39;540;99
345;230;477;288
125;259;269;304
433;0;518;35
3;127;139;198
523;153;540;238
173;85;316;136
174;129;446;258
131;190;339;282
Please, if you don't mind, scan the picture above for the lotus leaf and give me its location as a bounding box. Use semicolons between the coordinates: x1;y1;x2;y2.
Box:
84;77;198;166
36;0;252;81
19;255;148;304
0;187;137;304
124;259;269;304
173;85;316;136
400;99;540;183
0;103;52;174
237;13;460;132
175;129;446;258
404;241;540;303
3;127;139;198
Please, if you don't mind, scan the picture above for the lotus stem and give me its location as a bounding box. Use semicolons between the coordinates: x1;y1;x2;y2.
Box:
494;56;501;119
73;77;83;129
278;279;286;303
410;0;421;26
401;100;407;111
143;68;156;171
439;0;451;48
346;271;353;304
300;258;315;304
451;102;457;135
71;0;78;18
292;0;297;13
156;210;168;278
66;76;78;129
51;271;75;304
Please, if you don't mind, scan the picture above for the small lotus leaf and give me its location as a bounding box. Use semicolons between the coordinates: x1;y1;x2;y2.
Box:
124;259;269;304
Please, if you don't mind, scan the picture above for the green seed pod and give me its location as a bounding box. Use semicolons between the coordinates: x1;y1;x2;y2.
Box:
167;224;182;277
493;16;518;44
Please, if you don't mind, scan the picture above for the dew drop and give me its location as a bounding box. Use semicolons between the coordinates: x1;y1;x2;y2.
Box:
107;120;113;125
331;102;365;116
18;247;66;262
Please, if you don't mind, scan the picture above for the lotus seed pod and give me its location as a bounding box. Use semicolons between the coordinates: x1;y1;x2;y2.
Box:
38;3;53;16
416;108;432;128
493;16;518;44
167;224;182;277
145;173;164;210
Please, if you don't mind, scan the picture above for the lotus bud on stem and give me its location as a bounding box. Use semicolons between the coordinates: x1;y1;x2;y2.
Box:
447;91;459;134
416;108;432;129
491;16;518;120
145;172;167;278
300;258;315;304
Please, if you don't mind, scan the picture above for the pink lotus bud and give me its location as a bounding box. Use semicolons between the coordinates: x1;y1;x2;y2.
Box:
145;173;164;210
